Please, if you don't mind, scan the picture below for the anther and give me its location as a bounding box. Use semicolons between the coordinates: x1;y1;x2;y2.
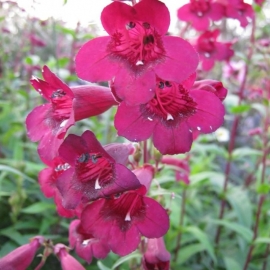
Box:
158;81;165;89
142;22;150;29
78;153;90;163
125;212;131;221
136;60;144;66
165;81;172;87
126;21;136;30
51;89;66;98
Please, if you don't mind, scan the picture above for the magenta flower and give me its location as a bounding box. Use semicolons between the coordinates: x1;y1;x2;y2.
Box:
54;244;85;270
225;0;254;27
69;219;110;264
191;79;228;101
29;34;46;47
177;0;224;31
192;29;234;71
26;66;117;162
142;237;170;270
56;130;141;209
80;185;169;256
0;236;44;270
38;156;77;218
115;77;226;155
76;0;198;105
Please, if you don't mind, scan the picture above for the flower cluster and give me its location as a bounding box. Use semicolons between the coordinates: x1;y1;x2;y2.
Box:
23;0;230;268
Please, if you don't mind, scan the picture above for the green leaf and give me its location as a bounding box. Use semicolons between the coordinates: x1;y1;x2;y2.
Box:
112;252;141;269
97;261;111;270
254;237;270;245
256;183;270;194
21;202;55;214
229;104;251;114
0;165;35;183
227;188;252;228
232;147;262;159
224;257;241;270
209;219;253;242
176;243;205;265
185;226;217;263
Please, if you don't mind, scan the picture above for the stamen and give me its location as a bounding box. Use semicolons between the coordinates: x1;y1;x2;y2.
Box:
82;239;91;246
158;81;165;89
78;153;90;163
136;60;144;66
148;117;153;121
126;21;136;30
51;89;66;99
142;22;150;29
59;119;68;128
167;113;174;121
125;211;131;221
95;178;101;189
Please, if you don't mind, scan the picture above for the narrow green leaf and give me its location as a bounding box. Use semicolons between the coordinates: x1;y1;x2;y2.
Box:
97;261;111;270
254;237;270;245
229;104;251;114
232;147;261;159
185;226;217;263
112;252;141;269
227;188;252;228
21;202;55;214
0;165;35;183
176;243;205;265
224;257;241;270
209;219;253;242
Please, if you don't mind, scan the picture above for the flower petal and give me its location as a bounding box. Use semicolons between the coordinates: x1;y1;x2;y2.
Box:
187;89;225;133
115;102;156;141
154;36;198;83
76;36;120;82
136;197;169;238
152;121;193;155
134;0;170;35
113;69;156;105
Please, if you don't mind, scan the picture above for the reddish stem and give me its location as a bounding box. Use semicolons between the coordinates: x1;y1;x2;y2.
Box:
214;18;256;247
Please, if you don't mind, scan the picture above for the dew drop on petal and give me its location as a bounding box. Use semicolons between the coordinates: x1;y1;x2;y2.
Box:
197;126;201;131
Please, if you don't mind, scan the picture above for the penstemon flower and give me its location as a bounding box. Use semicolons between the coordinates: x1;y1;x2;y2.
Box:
80;185;169;256
142;237;171;270
115;76;226;154
55;130;141;209
76;0;198;105
177;0;224;31
26;66;117;162
0;236;44;270
191;29;234;71
69;220;110;264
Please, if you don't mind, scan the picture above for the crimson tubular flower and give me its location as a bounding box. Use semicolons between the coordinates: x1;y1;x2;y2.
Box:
69;219;110;263
115;77;226;155
0;236;44;270
54;244;85;270
142;237;170;270
224;0;254;27
76;0;198;105
26;66;117;162
80;185;169;256
177;0;224;31
192;29;234;71
56;130;141;209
